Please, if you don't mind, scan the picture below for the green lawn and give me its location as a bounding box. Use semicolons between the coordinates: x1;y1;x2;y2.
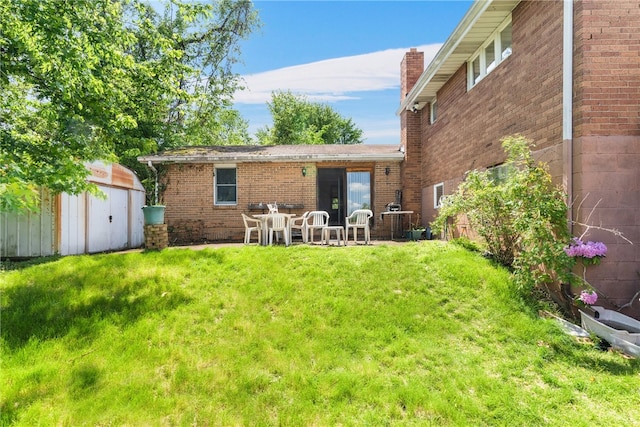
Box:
1;242;638;425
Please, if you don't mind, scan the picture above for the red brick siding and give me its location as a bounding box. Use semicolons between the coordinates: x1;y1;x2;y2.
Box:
573;0;640;137
417;0;564;224
400;49;425;215
400;111;423;215
401;48;424;103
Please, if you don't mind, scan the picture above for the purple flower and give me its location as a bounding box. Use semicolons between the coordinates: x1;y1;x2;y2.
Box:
579;290;598;305
563;239;607;259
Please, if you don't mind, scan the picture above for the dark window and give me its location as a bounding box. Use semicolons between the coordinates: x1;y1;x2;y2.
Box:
215;168;237;205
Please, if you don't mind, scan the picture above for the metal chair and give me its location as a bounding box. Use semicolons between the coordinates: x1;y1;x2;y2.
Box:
306;211;329;244
345;209;373;245
241;213;262;245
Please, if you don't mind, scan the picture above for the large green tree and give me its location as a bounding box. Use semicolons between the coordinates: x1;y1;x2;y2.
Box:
0;0;257;211
256;91;364;145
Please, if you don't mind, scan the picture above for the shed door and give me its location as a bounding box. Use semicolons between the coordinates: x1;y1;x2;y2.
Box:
109;188;129;250
87;187;129;253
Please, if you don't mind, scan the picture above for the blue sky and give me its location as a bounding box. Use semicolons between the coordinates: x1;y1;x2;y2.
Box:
233;0;473;145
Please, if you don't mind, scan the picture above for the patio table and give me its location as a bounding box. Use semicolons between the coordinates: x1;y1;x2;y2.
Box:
253;213;296;246
380;210;413;240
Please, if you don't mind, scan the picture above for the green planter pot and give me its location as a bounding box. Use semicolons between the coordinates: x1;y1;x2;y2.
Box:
406;229;424;241
142;205;165;225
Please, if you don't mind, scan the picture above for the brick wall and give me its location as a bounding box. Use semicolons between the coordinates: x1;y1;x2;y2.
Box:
571;136;640;312
573;0;640;137
571;0;640;315
419;0;564;224
401;48;424;103
161;161;402;244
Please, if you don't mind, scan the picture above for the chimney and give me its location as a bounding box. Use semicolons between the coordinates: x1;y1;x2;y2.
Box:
399;48;424;217
401;48;424;102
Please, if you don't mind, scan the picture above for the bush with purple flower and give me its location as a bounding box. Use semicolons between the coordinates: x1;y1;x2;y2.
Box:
563;238;607;265
564;238;607;309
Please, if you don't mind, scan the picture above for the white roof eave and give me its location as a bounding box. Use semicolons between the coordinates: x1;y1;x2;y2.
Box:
397;0;520;115
138;153;406;164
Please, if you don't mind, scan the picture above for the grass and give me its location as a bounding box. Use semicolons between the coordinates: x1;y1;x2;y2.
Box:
1;241;639;425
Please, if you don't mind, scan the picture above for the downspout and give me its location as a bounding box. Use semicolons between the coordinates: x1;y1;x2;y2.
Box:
563;0;574;232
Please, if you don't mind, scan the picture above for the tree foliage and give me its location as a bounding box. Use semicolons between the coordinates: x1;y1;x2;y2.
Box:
0;0;257;211
431;135;574;298
256;91;363;145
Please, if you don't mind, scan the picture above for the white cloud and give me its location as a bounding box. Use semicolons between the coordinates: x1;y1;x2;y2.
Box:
348;182;370;192
234;43;442;105
359;118;403;139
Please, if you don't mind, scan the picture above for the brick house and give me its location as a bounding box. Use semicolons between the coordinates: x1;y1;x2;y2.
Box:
398;0;639;315
138;144;405;244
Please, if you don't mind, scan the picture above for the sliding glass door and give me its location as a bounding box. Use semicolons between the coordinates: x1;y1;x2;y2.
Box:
317;168;344;225
346;171;371;215
317;169;371;225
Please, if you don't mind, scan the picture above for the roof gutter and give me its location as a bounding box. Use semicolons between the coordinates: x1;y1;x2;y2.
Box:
396;0;492;115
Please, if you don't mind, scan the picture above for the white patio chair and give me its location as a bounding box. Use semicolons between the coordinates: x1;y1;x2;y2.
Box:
345;209;373;245
241;213;262;245
267;202;279;214
306;211;329;244
267;213;290;246
289;211;309;243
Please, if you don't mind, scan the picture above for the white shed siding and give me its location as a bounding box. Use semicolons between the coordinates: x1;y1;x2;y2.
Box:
59;192;86;255
0;188;55;258
129;188;145;248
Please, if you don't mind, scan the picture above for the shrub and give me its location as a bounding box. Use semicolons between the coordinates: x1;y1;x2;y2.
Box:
431;135;574;299
449;237;483;253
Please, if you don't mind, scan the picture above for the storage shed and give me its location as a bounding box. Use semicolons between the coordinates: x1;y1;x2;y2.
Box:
0;162;145;258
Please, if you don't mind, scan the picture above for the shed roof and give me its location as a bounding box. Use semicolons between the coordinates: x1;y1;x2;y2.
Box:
398;0;520;114
138;144;405;164
87;161;145;191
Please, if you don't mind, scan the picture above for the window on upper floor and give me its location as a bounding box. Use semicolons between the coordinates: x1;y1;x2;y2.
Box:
430;98;438;124
214;166;237;205
468;16;512;89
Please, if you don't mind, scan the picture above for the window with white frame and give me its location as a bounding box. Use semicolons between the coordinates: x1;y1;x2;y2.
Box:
214;166;237;205
488;163;513;184
430;98;437;124
434;183;444;209
468;16;512;89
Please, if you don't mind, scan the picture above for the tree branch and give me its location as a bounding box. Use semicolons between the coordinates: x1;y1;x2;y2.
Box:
571;194;634;245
